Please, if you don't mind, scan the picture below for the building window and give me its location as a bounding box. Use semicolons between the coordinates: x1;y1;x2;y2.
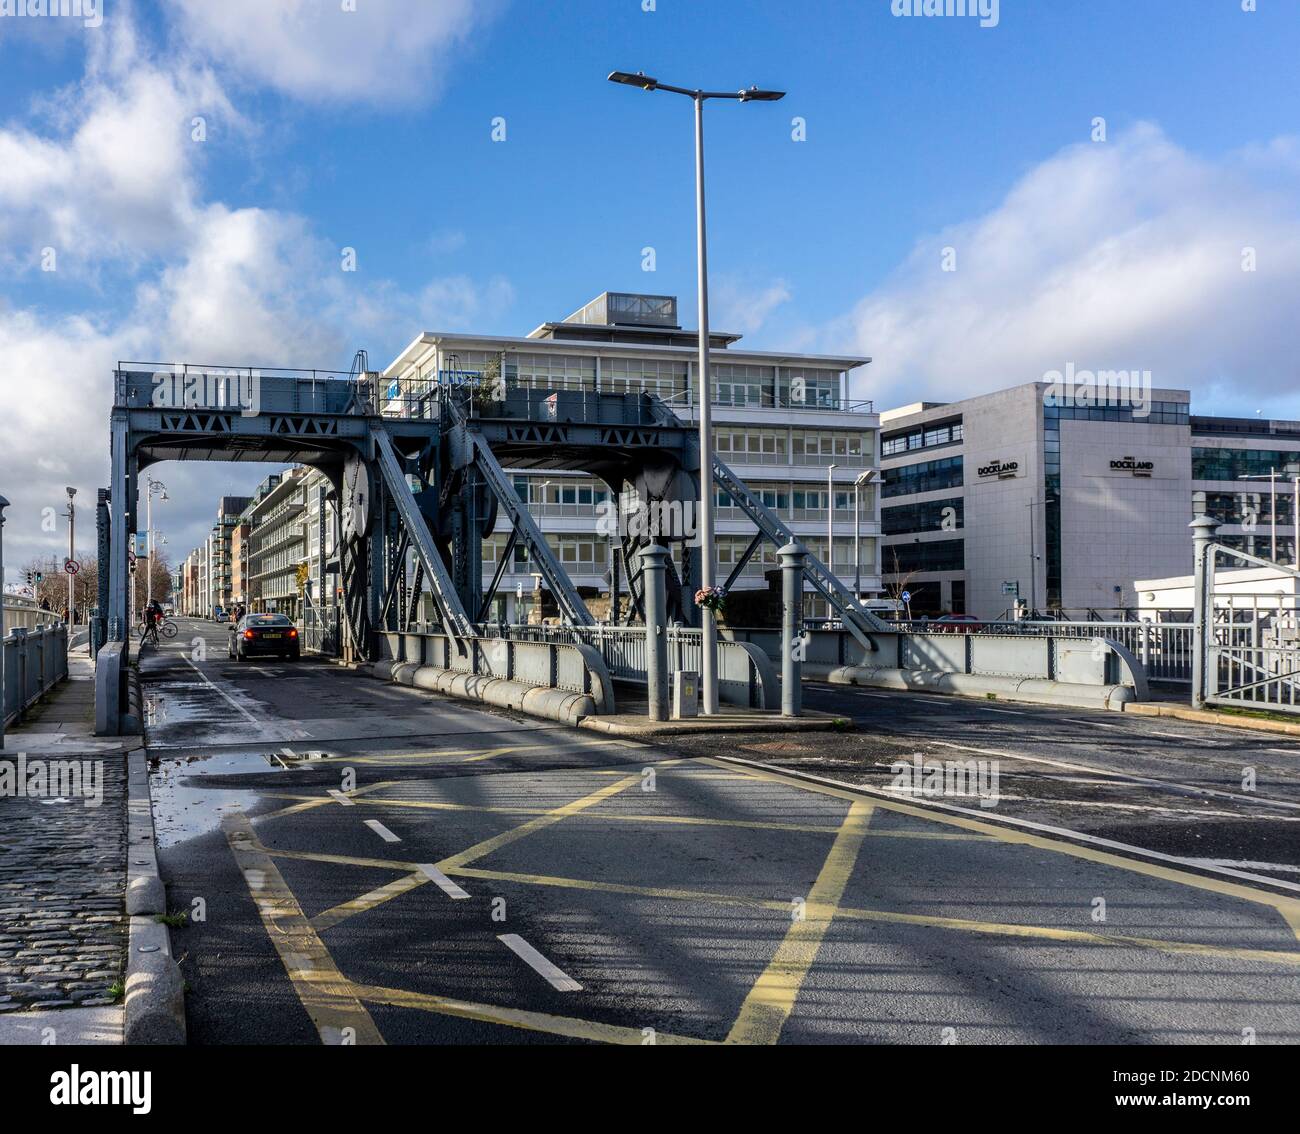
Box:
1191;447;1300;481
1194;490;1295;525
881;418;963;457
882;497;964;535
882;456;963;498
884;539;965;573
1046;399;1189;425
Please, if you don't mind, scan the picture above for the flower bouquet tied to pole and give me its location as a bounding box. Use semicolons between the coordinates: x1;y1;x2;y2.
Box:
695;585;727;612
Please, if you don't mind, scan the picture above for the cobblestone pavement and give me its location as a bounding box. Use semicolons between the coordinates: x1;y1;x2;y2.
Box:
0;755;128;1012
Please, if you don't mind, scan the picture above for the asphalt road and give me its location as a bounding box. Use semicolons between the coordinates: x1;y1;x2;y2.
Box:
141;620;1300;1045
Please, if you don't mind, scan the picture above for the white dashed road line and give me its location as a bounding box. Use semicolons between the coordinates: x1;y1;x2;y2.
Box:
497;934;582;992
418;864;471;899
327;789;356;806
1184;858;1300;874
364;819;401;843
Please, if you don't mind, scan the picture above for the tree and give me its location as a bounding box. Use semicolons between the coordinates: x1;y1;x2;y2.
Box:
881;547;920;621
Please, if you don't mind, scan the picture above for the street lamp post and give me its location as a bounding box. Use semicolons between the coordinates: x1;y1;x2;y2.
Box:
1293;474;1299;568
145;476;168;610
65;487;76;626
827;464;837;587
1237;470;1278;561
608;70;785;715
854;469;878;600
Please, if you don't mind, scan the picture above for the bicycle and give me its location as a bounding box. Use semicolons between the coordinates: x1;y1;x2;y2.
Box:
138;620;160;648
159;619;178;640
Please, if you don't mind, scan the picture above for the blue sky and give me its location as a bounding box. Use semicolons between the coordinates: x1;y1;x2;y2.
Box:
1;0;1298;574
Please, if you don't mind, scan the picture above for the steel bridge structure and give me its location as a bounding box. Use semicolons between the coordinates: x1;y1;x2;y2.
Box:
97;360;888;733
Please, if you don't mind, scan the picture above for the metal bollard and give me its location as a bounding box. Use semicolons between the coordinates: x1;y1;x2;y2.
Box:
778;541;807;717
640;544;670;721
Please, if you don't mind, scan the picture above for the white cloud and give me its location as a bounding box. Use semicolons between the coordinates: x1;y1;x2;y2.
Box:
0;14;513;579
0;19;236;273
713;276;792;337
827;124;1300;416
171;0;499;105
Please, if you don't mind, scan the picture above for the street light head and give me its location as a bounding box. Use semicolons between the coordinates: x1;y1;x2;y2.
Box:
739;86;785;102
608;70;658;91
66;486;76;498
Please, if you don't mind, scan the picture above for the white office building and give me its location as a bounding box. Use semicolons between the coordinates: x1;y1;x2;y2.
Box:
381;291;883;621
880;381;1299;618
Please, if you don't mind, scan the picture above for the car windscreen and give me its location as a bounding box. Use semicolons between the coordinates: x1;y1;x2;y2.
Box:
246;615;292;627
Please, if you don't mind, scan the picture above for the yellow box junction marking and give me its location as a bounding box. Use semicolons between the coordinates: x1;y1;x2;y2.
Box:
222;812;385;1045
725;801;875;1045
702;756;1300;943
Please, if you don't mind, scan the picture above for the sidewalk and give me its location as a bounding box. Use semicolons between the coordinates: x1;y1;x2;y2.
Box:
0;652;139;1043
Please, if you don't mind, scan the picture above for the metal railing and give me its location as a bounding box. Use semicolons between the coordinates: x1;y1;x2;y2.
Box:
1208;645;1300;711
1196;534;1300;714
379;629;615;713
2;624;69;728
478;623;778;709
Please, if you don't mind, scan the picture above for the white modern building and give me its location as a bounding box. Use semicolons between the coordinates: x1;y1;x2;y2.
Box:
880;381;1300;618
381;291;882;621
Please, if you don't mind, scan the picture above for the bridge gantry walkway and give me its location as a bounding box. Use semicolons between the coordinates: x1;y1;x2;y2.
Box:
97;361;883;733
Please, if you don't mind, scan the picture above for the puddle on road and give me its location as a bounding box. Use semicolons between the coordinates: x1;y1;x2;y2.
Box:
149;749;331;848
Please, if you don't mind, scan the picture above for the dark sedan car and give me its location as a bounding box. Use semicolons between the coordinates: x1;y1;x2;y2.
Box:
228;613;300;661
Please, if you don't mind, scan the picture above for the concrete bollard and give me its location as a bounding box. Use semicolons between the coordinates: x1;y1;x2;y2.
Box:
640;544;670;722
778;541;807;717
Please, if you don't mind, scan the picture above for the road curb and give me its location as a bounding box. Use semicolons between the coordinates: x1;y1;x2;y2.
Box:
825;666;1137;711
577;713;845;737
122;749;185;1045
1125;702;1300;737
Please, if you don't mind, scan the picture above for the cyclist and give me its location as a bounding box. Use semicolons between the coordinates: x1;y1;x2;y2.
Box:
141;600;163;646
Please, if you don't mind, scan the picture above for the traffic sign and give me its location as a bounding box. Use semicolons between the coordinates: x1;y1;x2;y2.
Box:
900;590;911;603
64;559;80;575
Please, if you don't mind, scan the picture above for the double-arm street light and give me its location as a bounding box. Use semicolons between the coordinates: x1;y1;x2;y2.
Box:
608;70;785;714
65;486;76;626
854;469;879;600
145;476;168;609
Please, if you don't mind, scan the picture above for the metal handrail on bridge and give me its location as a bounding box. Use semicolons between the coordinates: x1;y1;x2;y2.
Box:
478;623;778;710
